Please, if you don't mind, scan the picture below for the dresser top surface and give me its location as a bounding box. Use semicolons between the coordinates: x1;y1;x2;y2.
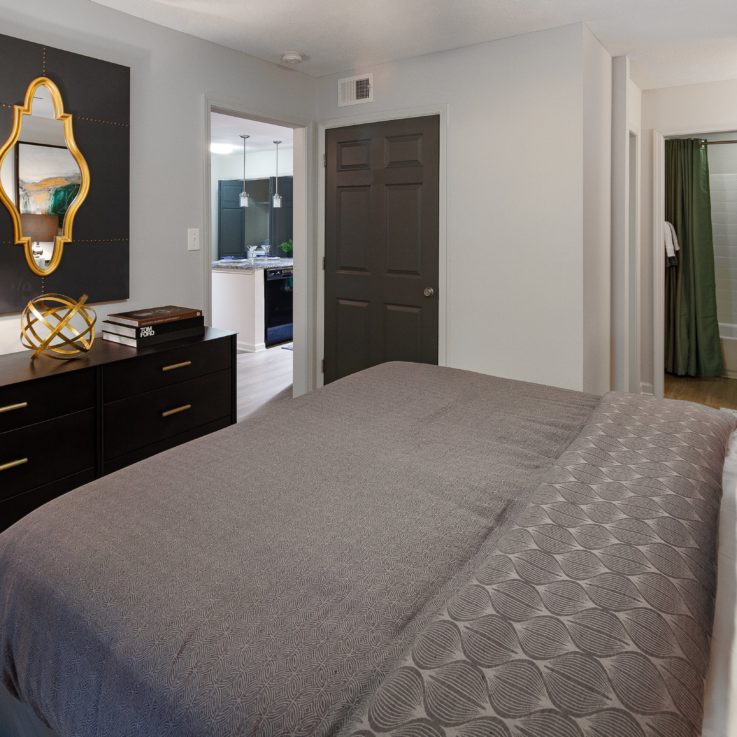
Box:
0;327;235;388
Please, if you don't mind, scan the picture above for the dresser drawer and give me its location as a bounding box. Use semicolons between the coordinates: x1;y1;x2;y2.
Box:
0;409;96;501
103;337;231;402
103;369;232;461
0;370;95;434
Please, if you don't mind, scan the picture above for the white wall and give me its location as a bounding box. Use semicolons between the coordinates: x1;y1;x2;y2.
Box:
611;57;629;392
0;0;315;355
611;60;643;393
315;23;611;393
628;80;643;391
628;80;642;132
582;28;612;394
640;78;737;390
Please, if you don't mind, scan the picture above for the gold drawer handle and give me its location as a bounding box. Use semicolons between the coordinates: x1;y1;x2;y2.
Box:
161;360;192;373
162;404;191;418
0;401;28;414
0;457;28;472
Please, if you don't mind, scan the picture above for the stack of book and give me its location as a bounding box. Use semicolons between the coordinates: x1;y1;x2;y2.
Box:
102;306;204;348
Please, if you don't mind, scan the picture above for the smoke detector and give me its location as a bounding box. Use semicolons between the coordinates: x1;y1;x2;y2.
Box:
281;52;304;66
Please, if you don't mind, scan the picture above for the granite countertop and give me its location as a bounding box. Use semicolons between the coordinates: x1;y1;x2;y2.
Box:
212;257;293;271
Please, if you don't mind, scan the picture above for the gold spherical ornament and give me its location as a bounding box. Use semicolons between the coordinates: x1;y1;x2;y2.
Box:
21;293;97;359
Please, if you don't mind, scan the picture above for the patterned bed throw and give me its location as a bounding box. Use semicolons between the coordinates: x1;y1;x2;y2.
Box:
346;392;735;737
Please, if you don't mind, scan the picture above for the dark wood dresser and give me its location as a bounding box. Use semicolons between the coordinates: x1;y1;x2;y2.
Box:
0;328;236;531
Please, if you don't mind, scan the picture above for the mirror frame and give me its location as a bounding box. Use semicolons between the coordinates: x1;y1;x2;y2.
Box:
0;76;90;277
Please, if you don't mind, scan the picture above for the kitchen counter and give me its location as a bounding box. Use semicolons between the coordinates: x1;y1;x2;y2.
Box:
211;258;293;352
212;257;293;271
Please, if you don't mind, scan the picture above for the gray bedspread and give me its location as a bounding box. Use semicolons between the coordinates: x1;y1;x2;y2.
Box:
0;363;732;737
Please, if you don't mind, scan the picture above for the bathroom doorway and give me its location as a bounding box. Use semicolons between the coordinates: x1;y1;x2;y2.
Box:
659;131;737;409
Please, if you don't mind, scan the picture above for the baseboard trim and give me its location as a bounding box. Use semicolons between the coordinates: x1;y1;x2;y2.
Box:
640;382;655;395
724;370;737;380
238;340;265;353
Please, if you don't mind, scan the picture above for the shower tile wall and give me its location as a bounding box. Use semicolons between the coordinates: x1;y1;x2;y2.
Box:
710;146;737;326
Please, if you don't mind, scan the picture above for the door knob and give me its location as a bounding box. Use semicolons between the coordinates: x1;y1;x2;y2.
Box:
423;287;435;298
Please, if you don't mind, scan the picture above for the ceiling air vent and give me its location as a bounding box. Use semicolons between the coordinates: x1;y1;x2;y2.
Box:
338;73;373;107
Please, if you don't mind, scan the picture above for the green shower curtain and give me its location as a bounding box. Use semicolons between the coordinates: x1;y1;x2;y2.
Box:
664;138;723;377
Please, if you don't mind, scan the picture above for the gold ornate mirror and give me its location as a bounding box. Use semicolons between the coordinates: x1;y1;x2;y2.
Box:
0;77;90;276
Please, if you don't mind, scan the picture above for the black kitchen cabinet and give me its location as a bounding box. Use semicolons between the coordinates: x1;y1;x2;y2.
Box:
270;176;293;255
217;177;293;259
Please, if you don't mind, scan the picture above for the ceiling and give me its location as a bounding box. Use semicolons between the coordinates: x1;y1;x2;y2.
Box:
89;0;737;89
210;112;293;151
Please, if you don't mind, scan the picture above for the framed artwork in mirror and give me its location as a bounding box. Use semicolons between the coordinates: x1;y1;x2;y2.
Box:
0;77;90;277
16;142;83;272
17;143;82;218
0;33;130;314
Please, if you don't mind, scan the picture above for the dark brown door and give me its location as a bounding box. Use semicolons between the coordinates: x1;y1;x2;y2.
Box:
324;115;439;384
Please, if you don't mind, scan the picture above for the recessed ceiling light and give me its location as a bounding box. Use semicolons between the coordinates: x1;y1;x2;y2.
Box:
281;51;303;66
210;143;236;155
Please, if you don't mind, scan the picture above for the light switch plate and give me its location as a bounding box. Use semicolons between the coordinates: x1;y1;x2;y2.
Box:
187;228;200;251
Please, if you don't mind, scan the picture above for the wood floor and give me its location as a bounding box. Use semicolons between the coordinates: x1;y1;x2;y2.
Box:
237;355;737;414
664;373;737;410
236;344;293;420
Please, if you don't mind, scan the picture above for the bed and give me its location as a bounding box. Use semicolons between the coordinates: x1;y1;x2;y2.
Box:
0;362;735;737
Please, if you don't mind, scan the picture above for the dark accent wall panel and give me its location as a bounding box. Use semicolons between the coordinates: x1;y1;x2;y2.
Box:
0;33;130;314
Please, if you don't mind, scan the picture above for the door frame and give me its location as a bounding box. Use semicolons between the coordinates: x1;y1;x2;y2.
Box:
652;129;665;398
651;121;737;398
316;105;449;387
202;95;316;396
628;128;642;394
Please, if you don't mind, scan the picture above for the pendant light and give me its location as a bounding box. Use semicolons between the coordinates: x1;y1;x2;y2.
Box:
239;134;250;208
272;140;283;208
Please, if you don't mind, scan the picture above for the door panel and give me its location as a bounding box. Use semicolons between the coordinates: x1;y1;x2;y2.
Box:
337;186;372;272
336;299;371;379
384;133;423;167
325;115;439;384
384;304;422;362
385;184;422;274
338;140;371;170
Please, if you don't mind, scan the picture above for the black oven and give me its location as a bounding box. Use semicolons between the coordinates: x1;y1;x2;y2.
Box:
264;267;293;346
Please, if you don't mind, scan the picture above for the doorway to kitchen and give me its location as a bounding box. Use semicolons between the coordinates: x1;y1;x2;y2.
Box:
208;109;295;419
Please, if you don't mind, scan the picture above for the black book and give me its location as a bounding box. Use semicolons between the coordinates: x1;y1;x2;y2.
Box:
103;315;204;340
102;325;205;348
106;305;202;327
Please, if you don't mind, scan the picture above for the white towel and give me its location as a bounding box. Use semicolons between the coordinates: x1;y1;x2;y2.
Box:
664;220;676;259
668;221;681;252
